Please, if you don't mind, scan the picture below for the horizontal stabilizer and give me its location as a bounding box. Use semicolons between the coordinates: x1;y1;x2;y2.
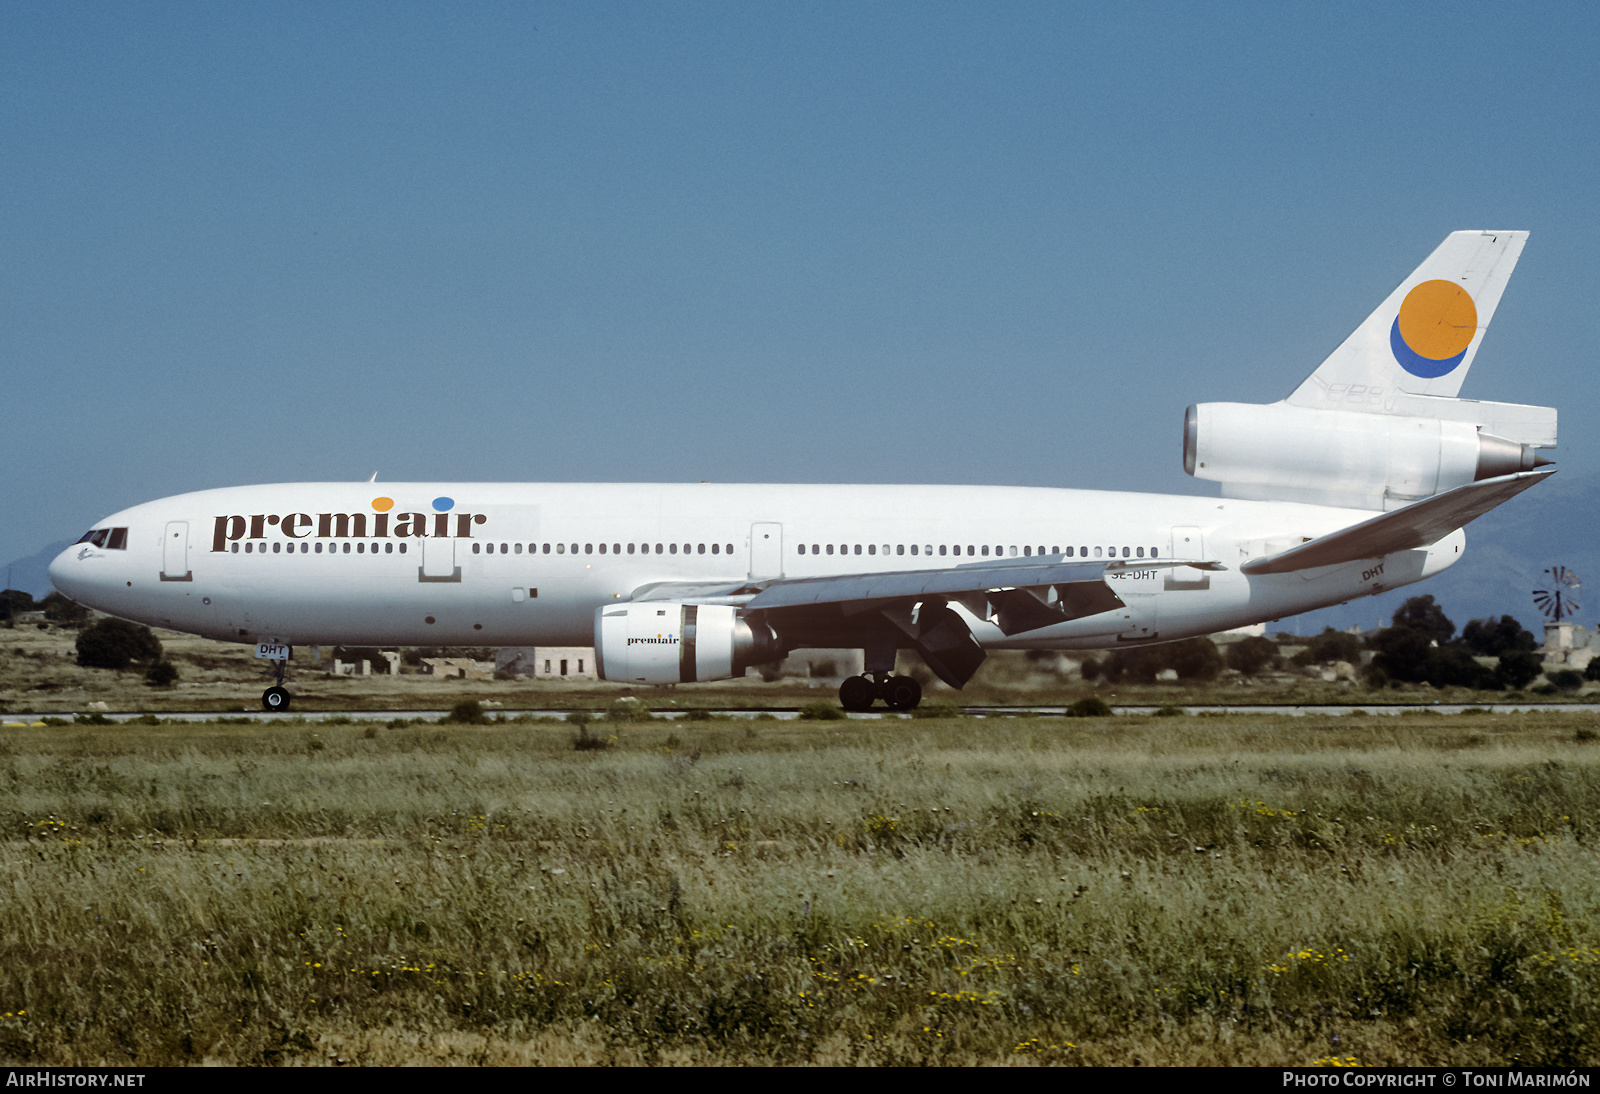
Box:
1240;469;1554;575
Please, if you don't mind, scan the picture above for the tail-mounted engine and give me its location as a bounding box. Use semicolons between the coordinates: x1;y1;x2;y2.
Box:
1184;402;1550;509
594;603;783;684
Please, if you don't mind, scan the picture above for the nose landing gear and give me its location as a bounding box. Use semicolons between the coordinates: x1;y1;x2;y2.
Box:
261;656;292;712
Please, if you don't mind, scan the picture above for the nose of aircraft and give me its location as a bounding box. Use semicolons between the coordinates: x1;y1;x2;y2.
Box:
48;541;102;606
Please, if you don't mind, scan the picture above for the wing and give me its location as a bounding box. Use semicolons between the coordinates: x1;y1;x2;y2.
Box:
627;556;1227;689
1240;469;1553;576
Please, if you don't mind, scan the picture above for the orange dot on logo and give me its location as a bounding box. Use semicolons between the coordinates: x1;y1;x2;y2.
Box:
1396;280;1478;361
371;497;395;513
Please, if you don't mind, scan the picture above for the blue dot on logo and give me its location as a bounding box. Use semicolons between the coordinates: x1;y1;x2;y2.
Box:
432;496;454;512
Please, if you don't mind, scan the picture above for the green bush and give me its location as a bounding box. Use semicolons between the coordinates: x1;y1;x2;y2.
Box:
446;700;488;724
1498;651;1544;691
1226;636;1278;676
1065;696;1113;718
1547;669;1584;693
571;724;611;751
75;619;162;670
798;701;846;720
1305;627;1364;665
143;660;179;688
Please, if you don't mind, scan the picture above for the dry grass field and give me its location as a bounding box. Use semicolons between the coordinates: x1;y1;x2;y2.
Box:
2;705;1600;1065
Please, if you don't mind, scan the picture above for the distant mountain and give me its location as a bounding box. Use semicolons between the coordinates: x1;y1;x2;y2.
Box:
1285;471;1597;638
1;541;71;599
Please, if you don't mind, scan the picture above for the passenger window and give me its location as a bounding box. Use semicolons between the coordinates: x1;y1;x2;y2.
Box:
826;544;834;555
1094;547;1102;558
599;543;607;554
399;543;406;554
231;543;239;554
712;543;720;554
514;543;522;554
627;543;635;554
1023;546;1031;557
384;543;392;554
670;544;677;554
1137;547;1145;557
1122;547;1130;558
557;543;565;554
585;544;593;555
897;545;905;556
853;545;861;555
570;543;578;554
473;543;481;555
698;544;705;554
613;543;620;554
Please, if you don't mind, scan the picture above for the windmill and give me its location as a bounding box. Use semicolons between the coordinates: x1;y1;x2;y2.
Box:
1533;566;1581;624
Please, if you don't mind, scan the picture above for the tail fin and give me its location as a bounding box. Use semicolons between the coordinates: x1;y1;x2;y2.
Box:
1185;230;1554;509
1287;230;1528;408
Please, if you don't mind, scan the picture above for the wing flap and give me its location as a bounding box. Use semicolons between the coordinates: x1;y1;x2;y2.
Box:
1240;469;1554;576
744;559;1113;612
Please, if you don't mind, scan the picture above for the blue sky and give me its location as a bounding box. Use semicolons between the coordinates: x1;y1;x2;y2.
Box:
5;2;1597;628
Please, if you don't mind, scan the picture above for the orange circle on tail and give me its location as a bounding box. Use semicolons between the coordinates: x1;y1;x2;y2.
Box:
1396;280;1477;361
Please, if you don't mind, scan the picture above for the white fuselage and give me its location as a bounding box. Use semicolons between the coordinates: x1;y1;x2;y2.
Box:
47;481;1462;653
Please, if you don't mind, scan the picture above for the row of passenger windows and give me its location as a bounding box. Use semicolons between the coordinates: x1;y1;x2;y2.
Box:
473;542;735;556
797;543;1160;559
229;539;1160;560
232;541;408;555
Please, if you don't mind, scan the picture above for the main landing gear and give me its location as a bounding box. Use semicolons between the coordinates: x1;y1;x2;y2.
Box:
262;657;292;712
838;673;922;712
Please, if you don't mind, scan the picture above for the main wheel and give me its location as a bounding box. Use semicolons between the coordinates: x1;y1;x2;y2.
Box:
881;676;922;711
839;675;876;711
262;686;292;712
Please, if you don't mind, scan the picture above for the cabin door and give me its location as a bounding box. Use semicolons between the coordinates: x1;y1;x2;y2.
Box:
749;523;784;580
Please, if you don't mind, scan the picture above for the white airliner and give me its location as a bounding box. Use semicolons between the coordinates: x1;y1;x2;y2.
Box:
49;231;1555;712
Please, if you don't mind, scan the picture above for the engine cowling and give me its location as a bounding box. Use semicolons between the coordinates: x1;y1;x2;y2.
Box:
594;603;782;684
1183;402;1546;507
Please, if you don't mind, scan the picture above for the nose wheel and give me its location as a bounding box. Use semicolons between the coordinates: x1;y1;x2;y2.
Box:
261;655;293;712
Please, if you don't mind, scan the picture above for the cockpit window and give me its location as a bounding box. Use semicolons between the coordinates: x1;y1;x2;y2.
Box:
74;527;128;549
